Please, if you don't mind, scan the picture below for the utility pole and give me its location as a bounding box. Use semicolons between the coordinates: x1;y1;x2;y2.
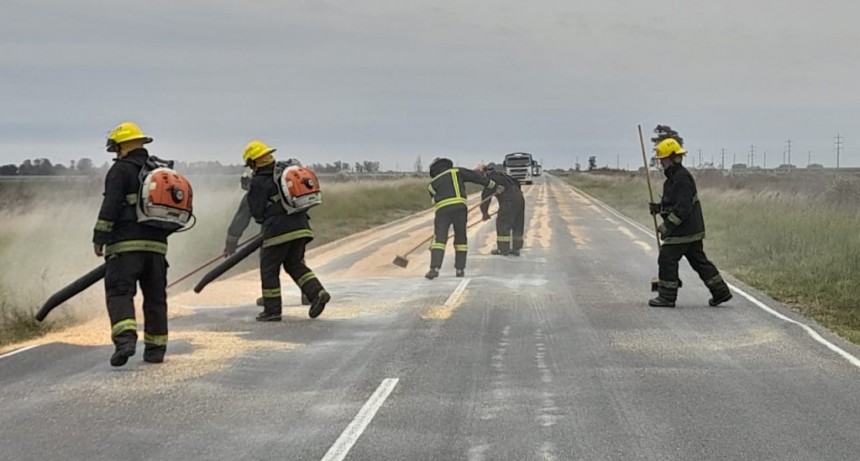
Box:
764;151;767;169
721;148;725;170
750;145;755;167
835;133;843;168
787;138;792;167
698;149;703;168
808;150;811;167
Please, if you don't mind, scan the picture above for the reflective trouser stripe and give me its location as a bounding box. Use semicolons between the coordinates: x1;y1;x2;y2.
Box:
111;318;137;337
430;242;446;250
94;219;114;232
144;333;168;346
263;229;314;248
105;240;168;256
297;271;316;287
262;287;282;298
454;244;468;252
496;236;512;242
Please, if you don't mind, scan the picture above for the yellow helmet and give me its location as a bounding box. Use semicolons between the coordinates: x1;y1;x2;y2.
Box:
654;138;687;159
242;140;276;163
106;121;152;152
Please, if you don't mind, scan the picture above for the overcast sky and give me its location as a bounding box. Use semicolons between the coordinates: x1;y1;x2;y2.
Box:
1;0;858;170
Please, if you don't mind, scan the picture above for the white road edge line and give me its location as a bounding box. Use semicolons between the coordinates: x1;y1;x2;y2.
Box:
445;278;471;307
0;344;41;360
320;378;400;461
558;178;860;370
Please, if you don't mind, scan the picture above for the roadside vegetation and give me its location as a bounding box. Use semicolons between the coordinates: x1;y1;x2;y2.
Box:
559;171;860;344
0;175;432;348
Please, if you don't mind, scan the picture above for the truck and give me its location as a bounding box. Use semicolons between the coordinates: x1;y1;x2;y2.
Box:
503;152;534;185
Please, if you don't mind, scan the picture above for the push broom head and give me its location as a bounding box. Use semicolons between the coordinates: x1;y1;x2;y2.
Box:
392;254;410;268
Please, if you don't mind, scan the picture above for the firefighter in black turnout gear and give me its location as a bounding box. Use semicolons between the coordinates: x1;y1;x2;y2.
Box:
223;169;310;307
243;140;329;322
478;163;525;256
425;157;501;279
648;138;732;308
94;122;171;366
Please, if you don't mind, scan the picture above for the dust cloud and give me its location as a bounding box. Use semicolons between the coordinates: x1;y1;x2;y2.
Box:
0;175;253;331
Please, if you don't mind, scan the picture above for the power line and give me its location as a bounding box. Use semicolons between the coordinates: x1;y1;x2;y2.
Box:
835;133;843;168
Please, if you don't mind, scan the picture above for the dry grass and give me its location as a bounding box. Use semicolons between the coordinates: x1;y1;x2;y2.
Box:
562;172;860;345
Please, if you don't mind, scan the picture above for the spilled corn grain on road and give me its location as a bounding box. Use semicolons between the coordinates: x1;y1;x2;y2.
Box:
2;175;860;461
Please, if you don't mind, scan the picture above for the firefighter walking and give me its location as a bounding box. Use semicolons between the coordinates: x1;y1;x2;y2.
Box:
94;122;172;366
478;162;525;256
425;157;501;279
243;140;329;322
223;169;309;307
648;138;732;308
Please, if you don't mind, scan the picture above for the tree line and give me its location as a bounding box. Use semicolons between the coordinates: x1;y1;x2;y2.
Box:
0;158;385;176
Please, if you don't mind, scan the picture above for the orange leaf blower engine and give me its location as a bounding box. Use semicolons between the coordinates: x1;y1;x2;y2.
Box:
274;162;322;214
137;156;194;231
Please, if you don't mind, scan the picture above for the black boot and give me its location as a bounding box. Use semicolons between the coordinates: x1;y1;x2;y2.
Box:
649;280;678;308
490;248;509;256
455;269;465;277
706;275;733;307
309;290;330;319
256;311;282;322
143;346;165;364
256;297;264;307
301;294;311;306
110;343;136;367
425;268;439;280
510;249;520;257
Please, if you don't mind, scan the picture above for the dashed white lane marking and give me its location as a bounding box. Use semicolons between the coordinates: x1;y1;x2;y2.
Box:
0;344;41;360
320;378;400;461
558;178;860;370
445;278;471;307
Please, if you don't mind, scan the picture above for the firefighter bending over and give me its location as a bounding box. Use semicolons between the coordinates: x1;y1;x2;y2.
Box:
649;138;732;308
477;162;525;256
425;157;502;279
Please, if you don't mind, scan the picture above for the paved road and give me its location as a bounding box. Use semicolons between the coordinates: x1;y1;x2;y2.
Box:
2;175;860;461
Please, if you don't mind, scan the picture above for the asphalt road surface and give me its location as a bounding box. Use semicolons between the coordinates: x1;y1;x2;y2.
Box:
2;175;860;461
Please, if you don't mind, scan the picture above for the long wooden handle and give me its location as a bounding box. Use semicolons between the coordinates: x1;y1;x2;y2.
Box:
167;236;256;290
638;125;661;248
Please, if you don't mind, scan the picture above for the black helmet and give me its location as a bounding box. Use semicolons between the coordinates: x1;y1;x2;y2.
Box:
485;162;497;172
429;157;454;177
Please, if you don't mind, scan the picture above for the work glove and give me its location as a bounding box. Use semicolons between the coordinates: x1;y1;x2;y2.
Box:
495;185;506;194
93;243;104;257
482;214;491;221
649;202;662;215
224;236;240;257
657;222;668;237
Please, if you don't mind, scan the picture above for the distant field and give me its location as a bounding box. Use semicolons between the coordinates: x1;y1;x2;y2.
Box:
559;171;860;345
0;174;433;347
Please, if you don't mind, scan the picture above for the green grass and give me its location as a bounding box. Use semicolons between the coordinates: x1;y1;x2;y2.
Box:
561;172;860;345
0;176;435;348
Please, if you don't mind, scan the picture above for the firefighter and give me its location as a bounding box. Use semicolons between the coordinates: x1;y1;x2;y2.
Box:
243;140;329;321
94;121;171;366
426;157;502;279
478;162;525;256
648;137;732;308
223;169;310;307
